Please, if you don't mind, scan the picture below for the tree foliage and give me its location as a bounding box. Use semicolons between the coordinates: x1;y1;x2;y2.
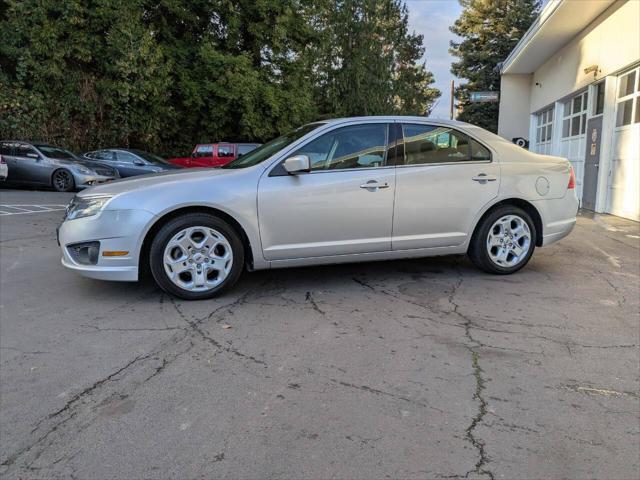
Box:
450;0;540;132
0;0;439;156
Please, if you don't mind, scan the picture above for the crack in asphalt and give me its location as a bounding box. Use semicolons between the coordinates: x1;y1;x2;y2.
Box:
305;291;326;315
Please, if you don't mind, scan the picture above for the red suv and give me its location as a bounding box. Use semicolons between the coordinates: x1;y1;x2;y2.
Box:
169;143;261;168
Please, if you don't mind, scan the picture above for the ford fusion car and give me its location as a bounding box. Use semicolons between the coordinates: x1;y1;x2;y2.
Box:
58;117;578;300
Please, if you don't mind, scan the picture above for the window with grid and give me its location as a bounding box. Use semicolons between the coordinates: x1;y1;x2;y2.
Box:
616;67;640;127
535;107;554;147
562;91;588;138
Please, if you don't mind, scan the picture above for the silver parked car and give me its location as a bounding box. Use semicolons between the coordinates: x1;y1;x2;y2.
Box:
0;141;119;192
59;117;578;300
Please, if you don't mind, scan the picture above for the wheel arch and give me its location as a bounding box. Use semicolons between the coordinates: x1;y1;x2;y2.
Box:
471;198;544;247
138;206;255;279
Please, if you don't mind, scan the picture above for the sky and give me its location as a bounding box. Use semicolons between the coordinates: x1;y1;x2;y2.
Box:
405;0;464;119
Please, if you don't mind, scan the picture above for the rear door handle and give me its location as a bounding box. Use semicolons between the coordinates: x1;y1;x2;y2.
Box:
472;174;497;183
360;180;390;190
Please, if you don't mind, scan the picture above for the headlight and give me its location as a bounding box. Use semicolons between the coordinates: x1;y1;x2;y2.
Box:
74;165;94;175
65;196;112;220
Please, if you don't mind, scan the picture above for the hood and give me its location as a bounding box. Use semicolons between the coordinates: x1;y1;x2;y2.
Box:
77;167;234;197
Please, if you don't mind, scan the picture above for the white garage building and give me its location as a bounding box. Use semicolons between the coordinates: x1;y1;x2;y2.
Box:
498;0;639;221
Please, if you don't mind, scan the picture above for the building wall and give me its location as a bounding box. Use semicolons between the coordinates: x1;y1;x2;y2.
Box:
530;0;639;113
498;74;532;142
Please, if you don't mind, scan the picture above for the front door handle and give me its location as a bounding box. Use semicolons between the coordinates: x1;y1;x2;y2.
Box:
360;180;390;190
472;174;497;183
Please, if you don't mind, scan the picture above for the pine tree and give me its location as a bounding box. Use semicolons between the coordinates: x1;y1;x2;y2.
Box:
312;0;440;118
450;0;540;132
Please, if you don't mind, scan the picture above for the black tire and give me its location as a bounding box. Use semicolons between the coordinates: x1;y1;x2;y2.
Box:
468;205;537;275
52;169;75;192
149;213;244;300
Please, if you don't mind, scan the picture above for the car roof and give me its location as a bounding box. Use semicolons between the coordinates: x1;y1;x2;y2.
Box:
320;116;472;127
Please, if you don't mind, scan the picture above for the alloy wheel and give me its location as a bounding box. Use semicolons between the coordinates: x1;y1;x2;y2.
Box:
163;226;233;292
486;215;532;268
53;170;73;191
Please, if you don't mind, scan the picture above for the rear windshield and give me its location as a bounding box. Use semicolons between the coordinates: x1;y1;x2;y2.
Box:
222;123;325;169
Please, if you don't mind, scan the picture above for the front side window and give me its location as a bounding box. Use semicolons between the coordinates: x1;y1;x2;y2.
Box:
116;151;139;163
616;67;640;127
218;146;234;158
93;150;115;161
194;145;213;157
402;124;488;165
293;123;387;171
16;144;41;158
562;91;588;138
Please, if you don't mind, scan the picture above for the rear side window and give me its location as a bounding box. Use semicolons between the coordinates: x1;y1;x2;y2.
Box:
0;142;13;155
402;124;490;165
294;123;387;171
195;145;213;157
218;145;234;157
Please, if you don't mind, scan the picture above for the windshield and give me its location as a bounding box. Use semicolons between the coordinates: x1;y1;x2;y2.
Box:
222;123;325;169
128;149;171;165
36;145;76;159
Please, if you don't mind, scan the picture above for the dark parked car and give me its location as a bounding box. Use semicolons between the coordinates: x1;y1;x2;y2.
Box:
0;141;119;192
82;149;181;177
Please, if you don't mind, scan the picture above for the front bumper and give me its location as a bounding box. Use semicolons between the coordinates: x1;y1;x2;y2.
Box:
72;172;117;189
59;209;155;281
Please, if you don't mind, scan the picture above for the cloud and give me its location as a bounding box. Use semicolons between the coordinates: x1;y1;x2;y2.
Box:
405;0;463;118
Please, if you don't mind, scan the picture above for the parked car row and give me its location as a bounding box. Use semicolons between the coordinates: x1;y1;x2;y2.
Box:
0;141;261;192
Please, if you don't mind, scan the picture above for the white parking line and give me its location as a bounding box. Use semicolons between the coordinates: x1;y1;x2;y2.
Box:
0;205;67;216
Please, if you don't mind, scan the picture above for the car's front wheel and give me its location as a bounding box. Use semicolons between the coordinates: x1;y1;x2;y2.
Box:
52;169;75;192
149;213;244;300
468;206;536;274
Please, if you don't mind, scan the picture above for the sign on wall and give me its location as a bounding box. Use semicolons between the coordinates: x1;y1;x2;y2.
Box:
469;92;500;103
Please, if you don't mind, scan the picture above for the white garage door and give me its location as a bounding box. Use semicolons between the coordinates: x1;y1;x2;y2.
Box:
609;67;640;221
559;91;588;202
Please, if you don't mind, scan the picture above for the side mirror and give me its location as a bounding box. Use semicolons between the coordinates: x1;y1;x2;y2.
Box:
26;152;40;159
133;159;145;166
283;155;310;175
191;152;196;158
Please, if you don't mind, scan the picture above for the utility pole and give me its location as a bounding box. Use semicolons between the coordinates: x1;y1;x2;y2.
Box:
450;80;455;120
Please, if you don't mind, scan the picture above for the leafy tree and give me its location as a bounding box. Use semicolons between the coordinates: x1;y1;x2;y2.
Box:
312;0;440;117
450;0;540;132
0;0;440;156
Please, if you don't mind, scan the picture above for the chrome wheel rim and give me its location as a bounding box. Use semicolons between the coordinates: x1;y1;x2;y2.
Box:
163;226;233;292
54;171;72;191
486;215;531;268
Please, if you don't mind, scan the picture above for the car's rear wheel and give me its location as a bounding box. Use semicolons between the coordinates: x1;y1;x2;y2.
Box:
52;169;75;192
149;213;244;300
468;206;536;274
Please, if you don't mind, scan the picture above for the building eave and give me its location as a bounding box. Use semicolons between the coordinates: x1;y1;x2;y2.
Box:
501;0;616;75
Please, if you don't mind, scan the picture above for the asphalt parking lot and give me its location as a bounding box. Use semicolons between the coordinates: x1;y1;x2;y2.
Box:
0;187;639;479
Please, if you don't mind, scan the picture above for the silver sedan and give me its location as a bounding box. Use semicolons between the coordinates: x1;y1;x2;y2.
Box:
59;117;578;300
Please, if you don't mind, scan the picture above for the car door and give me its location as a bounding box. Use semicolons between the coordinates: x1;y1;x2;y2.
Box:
191;145;214;167
114;150;144;177
11;143;51;185
392;123;500;250
215;144;236;166
258;122;396;260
